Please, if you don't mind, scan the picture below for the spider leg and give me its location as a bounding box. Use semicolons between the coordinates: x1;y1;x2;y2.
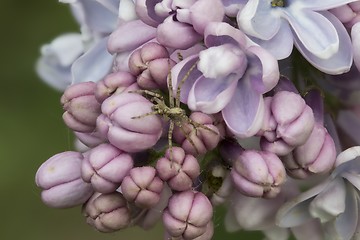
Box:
168;120;174;168
128;89;164;101
175;59;199;108
131;111;159;119
167;61;175;109
188;117;219;135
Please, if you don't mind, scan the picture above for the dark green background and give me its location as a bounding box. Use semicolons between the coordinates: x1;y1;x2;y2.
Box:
0;1;263;239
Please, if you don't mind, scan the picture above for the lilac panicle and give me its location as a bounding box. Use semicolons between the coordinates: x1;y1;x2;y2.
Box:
163;190;213;239
121;166;164;208
83;192;131;233
156;147;200;191
35;151;93;208
81;143;134;193
99;92;163;152
61;82;101;133
231;150;286;198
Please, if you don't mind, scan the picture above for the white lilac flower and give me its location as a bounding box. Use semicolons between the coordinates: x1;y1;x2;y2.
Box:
277;146;360;240
36;0;121;90
235;0;357;74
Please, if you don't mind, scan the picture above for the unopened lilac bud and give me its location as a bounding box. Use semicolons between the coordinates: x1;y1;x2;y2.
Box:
164;221;214;240
95;71;138;103
35;151;93;208
74;131;105;148
231;150;286;198
82;143;134;193
61;82;101;132
129;42;175;90
83;192;131;233
173;112;220;156
100;93;163;152
210;166;233;206
271;91;315;146
282;123;336;179
163;190;213;239
156;147;200;191
121;166;164;208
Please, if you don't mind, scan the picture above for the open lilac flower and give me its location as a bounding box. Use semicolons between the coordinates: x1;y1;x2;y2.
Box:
172;22;279;138
236;0;356;74
277;146;360;239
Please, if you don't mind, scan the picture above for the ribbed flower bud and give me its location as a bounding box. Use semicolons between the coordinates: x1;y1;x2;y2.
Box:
173;112;220;156
99;92;163;152
83;192;131;233
121;166;164;208
61;82;101;133
163;190;213;240
156;147;200;191
129;42;176;90
95;71;138;103
35;151;93;208
82;143;134;193
231;150;286;198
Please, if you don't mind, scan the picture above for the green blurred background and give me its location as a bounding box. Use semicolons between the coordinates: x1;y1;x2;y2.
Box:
0;1;263;239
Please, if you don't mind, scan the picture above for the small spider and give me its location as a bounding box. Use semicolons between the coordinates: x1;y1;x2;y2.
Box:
131;59;218;160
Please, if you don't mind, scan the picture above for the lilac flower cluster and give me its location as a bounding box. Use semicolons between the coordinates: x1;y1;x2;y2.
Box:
35;0;360;239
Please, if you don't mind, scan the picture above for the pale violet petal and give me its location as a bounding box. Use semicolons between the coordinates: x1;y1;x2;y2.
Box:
187;73;238;114
222;59;265;138
291;219;325;240
262;227;290;240
309;178;346;223
293;11;352;74
336;146;360;167
297;0;360;11
343;171;360;192
237;0;281;40
118;0;137;22
249;20;294;60
352;22;360;71
282;9;339;59
72;37;114;84
204;22;247;48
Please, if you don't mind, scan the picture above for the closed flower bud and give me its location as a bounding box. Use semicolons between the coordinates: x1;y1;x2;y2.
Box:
35;151;93;208
74;131;105;148
82;143;134;193
156;147;200;191
231;150;286;198
282;123;336;179
173;112;220;156
61;82;101;132
100;93;163;152
163;190;213;240
129;42;175;90
83;192;131;233
121;166;164;208
94;71;138;103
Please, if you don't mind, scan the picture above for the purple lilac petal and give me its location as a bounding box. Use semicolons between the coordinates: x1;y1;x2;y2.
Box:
309;178;346;223
204;22;247;48
352;22;360;71
118;0;137;23
72;37;114;84
187;74;239;114
343;172;360;191
299;0;360;11
222;0;247;17
293;11;353;74
136;0;166;27
249;21;294;60
282;9;338;59
276;181;330;228
107;20;157;54
237;0;280;40
222;73;264;138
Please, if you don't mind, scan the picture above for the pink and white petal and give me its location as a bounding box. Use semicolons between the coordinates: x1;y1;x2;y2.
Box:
300;0;359;11
351;22;360;71
72;37;114;84
237;0;280;40
222;73;264;138
135;0;163;27
108;20;157;54
293;11;352;74
187;74;238;114
118;0;138;23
